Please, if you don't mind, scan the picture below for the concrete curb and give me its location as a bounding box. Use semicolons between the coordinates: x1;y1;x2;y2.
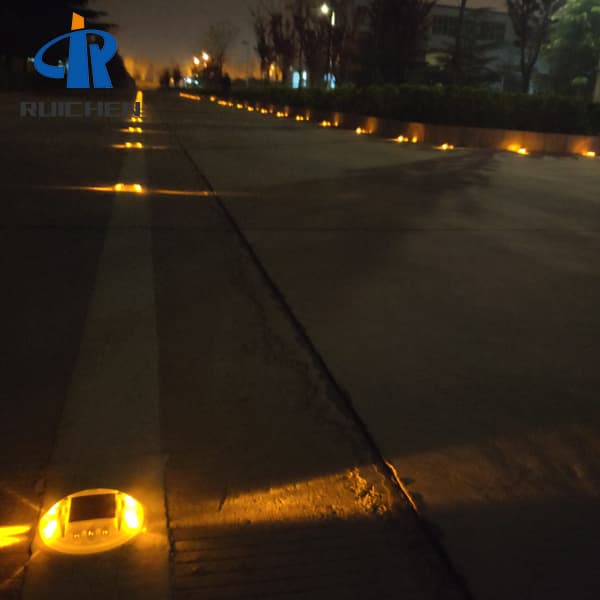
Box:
220;95;600;157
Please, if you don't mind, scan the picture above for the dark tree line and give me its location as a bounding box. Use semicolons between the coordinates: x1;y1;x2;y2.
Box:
252;0;370;85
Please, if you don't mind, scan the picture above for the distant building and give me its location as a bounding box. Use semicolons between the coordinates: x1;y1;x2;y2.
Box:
425;0;523;90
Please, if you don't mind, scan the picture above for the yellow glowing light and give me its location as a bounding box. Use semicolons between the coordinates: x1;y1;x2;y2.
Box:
179;92;200;101
0;525;31;548
54;185;221;197
236;103;244;109
0;525;31;537
260;108;268;114
209;96;216;102
38;489;144;555
0;538;21;548
320;120;332;127
227;101;234;107
508;144;528;155
247;106;255;112
295;115;305;121
123;509;140;529
126;127;142;133
395;135;407;143
42;519;58;540
411;136;418;143
113;183;144;194
584;151;596;158
436;143;455;151
112;143;144;150
356;127;371;135
217;100;227;106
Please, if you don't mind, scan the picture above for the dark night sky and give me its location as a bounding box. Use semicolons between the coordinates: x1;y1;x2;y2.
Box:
92;0;257;78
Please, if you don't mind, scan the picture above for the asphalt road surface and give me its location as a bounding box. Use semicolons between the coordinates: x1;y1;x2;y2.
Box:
1;90;599;600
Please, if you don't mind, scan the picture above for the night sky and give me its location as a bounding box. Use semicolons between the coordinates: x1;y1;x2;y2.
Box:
92;0;258;79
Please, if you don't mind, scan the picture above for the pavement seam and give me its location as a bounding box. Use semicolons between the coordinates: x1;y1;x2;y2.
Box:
163;103;476;600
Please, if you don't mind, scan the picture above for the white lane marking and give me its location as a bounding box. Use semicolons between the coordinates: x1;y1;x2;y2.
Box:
23;143;170;600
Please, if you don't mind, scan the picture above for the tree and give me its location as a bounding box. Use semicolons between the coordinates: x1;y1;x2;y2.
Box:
441;9;505;85
159;68;171;88
506;0;564;93
252;7;276;79
367;0;436;84
268;10;297;82
545;0;600;101
202;21;239;77
451;0;469;82
250;0;367;86
172;66;182;88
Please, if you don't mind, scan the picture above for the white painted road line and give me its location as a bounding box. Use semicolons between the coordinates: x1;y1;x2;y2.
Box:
23;147;170;599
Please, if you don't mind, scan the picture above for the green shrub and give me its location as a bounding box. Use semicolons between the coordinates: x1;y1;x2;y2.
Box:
226;84;595;135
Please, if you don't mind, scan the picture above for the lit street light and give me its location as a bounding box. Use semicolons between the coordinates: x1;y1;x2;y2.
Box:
201;51;210;62
321;3;335;89
193;56;200;66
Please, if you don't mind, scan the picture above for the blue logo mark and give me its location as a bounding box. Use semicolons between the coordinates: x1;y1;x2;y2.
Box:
34;13;118;89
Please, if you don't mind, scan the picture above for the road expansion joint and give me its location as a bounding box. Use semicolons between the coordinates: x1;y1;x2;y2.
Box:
159;98;474;600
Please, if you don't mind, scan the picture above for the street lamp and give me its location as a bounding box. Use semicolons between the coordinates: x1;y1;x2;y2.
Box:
320;4;335;89
320;3;335;25
193;56;200;66
201;51;210;62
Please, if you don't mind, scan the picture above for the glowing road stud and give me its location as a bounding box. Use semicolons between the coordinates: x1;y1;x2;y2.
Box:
508;144;529;155
38;489;144;555
113;183;144;193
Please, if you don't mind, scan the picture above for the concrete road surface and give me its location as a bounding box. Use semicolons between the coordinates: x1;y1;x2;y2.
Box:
1;89;599;599
0;91;464;600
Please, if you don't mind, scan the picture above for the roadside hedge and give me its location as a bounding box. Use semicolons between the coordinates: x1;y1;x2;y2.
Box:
224;84;598;135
